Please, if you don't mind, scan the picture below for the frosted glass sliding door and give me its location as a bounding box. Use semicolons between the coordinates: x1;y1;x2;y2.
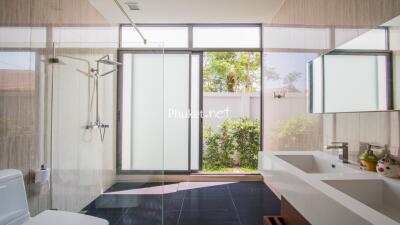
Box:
164;54;189;170
121;53;164;171
120;52;190;171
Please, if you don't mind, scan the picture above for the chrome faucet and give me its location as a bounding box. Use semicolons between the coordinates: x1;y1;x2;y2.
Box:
325;142;349;163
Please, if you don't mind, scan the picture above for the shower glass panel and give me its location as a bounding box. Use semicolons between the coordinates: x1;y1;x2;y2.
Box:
51;42;121;212
51;41;164;225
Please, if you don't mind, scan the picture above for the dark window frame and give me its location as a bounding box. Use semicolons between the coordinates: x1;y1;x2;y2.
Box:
117;24;263;175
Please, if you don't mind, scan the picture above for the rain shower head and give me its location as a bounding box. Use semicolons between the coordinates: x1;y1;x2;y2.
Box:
96;55;122;66
94;55;121;77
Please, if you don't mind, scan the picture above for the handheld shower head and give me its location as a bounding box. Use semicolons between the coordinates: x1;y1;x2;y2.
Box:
99;69;117;77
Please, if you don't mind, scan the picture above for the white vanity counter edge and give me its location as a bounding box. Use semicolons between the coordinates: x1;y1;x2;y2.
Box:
259;151;400;225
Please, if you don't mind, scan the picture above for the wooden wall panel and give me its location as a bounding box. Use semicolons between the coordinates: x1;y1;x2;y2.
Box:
0;0;31;25
30;0;109;26
0;0;109;26
272;0;400;28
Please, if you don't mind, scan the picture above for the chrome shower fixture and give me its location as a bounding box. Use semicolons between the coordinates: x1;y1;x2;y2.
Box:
100;69;117;77
85;55;122;142
97;58;122;66
92;55;122;75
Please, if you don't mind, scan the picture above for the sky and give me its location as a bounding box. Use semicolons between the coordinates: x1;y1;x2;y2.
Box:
263;52;318;92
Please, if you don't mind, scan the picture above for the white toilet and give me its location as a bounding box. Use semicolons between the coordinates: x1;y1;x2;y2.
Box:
0;169;108;225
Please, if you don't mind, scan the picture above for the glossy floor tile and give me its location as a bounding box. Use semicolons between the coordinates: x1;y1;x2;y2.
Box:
83;181;280;225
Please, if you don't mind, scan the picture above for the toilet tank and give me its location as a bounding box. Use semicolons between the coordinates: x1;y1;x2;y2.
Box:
0;169;30;225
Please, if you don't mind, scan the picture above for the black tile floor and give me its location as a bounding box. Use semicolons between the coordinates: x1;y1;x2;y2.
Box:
82;181;280;225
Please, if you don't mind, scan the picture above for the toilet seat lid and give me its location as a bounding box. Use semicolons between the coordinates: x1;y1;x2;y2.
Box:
23;210;108;225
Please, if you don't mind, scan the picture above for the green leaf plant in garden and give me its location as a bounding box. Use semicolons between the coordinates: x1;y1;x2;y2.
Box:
234;117;260;169
271;116;316;149
203;117;260;171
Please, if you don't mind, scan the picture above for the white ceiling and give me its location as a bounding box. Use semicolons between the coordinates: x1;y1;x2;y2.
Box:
88;0;285;24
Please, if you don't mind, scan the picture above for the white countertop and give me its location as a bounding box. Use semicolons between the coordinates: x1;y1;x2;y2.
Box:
259;151;400;225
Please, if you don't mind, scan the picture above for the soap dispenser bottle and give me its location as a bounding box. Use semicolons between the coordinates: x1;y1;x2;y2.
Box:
359;144;379;172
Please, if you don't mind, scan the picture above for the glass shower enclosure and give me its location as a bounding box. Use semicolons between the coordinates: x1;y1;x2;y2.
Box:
50;41;167;224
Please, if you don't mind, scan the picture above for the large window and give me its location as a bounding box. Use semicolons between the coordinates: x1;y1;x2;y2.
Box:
120;25;261;49
118;25;262;174
261;25;324;153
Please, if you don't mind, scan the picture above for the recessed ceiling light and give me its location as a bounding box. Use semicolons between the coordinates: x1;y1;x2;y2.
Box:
125;2;140;11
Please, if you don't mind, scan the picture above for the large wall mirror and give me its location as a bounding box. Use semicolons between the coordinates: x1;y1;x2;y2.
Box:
308;15;400;113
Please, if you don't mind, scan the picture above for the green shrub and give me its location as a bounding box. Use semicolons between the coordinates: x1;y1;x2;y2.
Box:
219;118;237;166
203;117;260;170
234;117;260;169
203;126;225;170
271;116;318;149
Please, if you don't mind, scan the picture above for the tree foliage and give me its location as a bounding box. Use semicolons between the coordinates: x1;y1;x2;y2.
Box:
203;52;260;92
264;66;302;92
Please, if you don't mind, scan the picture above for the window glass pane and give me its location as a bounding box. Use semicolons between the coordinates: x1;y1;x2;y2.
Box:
121;54;132;170
193;27;260;48
336;29;387;50
121;26;188;48
202;52;261;172
121;53;190;171
121;53;164;170
334;28;369;48
190;54;200;171
0;27;46;48
53;27;119;48
164;54;190;170
262;52;323;153
0;52;36;91
263;27;330;50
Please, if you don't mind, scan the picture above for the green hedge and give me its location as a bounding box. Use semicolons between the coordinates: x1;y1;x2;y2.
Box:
203;117;260;170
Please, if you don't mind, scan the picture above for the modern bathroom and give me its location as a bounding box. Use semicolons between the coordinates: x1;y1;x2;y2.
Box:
1;0;400;225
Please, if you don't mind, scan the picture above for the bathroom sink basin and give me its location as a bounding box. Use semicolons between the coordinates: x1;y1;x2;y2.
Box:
323;179;400;223
276;154;354;173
